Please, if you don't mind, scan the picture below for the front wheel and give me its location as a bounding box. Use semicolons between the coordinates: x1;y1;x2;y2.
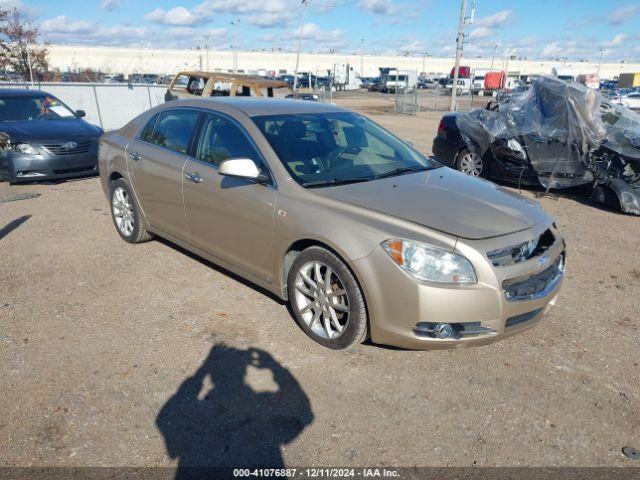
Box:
287;247;368;350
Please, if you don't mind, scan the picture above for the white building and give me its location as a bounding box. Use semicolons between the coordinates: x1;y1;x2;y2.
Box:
45;44;640;80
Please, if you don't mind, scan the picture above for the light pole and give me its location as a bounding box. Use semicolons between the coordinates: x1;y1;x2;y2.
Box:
360;38;365;78
293;0;309;92
204;33;210;71
490;44;497;69
231;19;240;73
422;51;428;74
597;48;604;76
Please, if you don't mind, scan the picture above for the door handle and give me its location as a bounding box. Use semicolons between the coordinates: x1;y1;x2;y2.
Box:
128;151;141;161
184;171;203;183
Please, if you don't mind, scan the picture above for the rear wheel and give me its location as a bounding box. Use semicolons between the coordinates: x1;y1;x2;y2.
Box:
109;178;153;244
287;246;368;350
455;148;485;177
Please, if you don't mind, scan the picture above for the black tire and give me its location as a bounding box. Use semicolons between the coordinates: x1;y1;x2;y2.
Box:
455;147;488;178
109;178;153;244
287;246;368;350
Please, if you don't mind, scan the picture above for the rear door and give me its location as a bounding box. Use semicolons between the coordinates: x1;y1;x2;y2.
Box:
182;112;276;282
127;108;201;240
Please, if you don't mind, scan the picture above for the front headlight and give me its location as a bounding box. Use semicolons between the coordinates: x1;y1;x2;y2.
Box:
382;239;477;284
12;143;37;154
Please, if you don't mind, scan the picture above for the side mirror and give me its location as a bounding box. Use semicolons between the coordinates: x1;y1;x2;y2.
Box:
76;110;86;118
219;158;269;183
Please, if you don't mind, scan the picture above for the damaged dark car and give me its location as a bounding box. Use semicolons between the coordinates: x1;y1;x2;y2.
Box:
433;76;640;215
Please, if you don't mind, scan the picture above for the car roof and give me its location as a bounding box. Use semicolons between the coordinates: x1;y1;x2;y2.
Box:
166;97;349;117
0;89;49;97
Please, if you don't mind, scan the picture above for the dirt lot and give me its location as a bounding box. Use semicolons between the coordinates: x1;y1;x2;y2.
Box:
1;91;639;470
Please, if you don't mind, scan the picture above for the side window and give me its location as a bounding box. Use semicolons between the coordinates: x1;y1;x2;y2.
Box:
139;113;159;143
196;114;260;167
148;110;200;154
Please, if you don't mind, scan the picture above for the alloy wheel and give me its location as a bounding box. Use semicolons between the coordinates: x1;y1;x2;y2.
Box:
112;186;135;237
293;260;350;339
459;152;483;177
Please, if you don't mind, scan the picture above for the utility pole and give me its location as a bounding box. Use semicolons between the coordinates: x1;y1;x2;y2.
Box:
293;0;309;92
422;52;428;74
449;0;467;111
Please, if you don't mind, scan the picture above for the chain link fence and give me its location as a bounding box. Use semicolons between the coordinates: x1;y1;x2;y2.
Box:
393;87;419;115
413;88;478;113
0;82;168;130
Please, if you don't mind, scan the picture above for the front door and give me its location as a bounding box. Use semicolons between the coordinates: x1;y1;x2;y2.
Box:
182;112;276;282
127;108;201;240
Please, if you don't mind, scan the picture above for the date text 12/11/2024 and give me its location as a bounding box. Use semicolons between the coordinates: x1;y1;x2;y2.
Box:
233;468;401;478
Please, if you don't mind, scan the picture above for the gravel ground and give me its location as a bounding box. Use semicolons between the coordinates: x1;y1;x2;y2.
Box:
1;91;639;469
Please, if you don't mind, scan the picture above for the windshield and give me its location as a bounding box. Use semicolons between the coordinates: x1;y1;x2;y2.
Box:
0;95;77;122
253;111;438;187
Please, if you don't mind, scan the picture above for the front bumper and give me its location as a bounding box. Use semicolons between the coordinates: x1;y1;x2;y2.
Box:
350;223;565;350
1;150;98;183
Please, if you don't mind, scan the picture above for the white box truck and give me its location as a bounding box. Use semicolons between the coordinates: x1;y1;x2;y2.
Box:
386;69;418;93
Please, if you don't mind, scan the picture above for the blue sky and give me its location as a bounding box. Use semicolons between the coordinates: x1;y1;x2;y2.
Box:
5;0;640;61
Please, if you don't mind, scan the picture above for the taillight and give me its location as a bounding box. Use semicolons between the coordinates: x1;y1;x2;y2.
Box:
437;118;446;136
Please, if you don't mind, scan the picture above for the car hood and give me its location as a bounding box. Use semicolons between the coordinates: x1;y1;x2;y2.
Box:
312;167;550;240
0;119;102;142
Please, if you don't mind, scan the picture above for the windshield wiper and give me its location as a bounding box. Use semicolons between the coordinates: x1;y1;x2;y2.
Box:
301;177;373;188
374;166;429;179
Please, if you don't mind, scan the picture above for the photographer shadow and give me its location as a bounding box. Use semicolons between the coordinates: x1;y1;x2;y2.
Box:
156;344;313;479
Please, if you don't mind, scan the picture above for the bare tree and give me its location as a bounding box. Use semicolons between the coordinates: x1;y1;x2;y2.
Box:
0;8;48;79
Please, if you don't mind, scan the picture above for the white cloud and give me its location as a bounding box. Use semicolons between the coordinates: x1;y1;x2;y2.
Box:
0;0;40;17
607;5;640;25
143;0;295;28
542;42;566;58
469;26;493;39
602;34;627;47
40;16;152;46
474;9;513;28
358;0;398;15
247;11;296;28
197;0;290;15
41;15;94;34
396;39;427;55
100;0;120;11
262;22;346;51
144;6;207;26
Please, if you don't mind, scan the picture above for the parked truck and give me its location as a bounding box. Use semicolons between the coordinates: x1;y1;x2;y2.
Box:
385;69;418;93
332;63;361;91
483;70;506;94
471;69;489;94
617;72;640;89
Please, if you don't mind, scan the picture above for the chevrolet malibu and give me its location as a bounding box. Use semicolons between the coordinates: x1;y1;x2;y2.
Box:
99;98;565;350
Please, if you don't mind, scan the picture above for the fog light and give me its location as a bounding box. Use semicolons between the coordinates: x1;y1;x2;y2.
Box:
434;323;453;339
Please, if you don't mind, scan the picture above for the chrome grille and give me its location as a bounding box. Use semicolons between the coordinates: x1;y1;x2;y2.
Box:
41;139;93;156
487;229;555;267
